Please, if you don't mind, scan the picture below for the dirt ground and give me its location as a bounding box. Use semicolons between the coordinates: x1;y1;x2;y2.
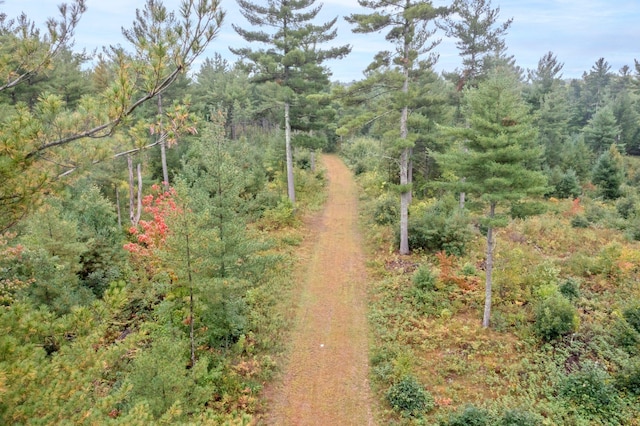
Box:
264;154;375;425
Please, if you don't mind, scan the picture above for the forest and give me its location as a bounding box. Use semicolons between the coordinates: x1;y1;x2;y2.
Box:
1;0;640;424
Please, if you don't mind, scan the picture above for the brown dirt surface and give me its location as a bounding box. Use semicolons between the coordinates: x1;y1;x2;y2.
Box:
264;154;375;425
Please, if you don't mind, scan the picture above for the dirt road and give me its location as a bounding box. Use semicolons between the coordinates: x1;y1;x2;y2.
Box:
266;154;375;425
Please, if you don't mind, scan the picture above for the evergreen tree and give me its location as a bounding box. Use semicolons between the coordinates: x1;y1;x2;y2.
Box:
436;68;547;327
346;0;449;255
592;144;624;200
583;105;621;153
439;0;512;89
231;0;350;206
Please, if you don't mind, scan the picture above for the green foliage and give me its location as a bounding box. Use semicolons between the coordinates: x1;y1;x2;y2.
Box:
547;167;582;199
386;375;435;417
412;265;437;292
558;361;621;420
570;215;590;228
341;137;383;175
401;196;472;255
373;192;399;225
558;278;581;301
623;305;640;334
499;409;542;426
444;405;491;426
510;201;547;219
261;197;296;229
592;145;624;200
533;295;579;341
615;358;640;395
612;319;640;354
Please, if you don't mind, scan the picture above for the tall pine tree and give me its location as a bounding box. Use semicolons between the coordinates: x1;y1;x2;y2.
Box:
231;0;350;206
346;0;449;255
436;67;547;327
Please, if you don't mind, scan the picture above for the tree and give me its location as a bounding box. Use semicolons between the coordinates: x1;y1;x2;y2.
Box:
0;0;224;231
436;68;547;327
583;105;621;153
346;0;449;255
439;0;512;89
592;144;624;200
231;0;350;206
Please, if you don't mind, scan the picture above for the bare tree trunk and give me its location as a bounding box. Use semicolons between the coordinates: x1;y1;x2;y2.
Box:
310;149;316;172
128;155;142;226
285;102;296;205
399;59;410;255
183;211;196;366
128;155;136;225
115;183;122;227
158;94;169;190
482;202;496;328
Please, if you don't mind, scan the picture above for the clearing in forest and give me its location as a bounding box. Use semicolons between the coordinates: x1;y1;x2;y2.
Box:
265;154;375;425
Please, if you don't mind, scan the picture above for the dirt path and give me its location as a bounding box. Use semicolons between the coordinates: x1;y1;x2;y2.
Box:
266;154;375;425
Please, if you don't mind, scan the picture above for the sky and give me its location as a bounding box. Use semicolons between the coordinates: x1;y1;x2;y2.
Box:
2;0;639;82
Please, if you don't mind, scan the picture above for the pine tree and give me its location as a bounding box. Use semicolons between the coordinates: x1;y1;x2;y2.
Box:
592;144;624;200
436;68;547;327
439;0;512;88
231;0;350;206
346;0;449;255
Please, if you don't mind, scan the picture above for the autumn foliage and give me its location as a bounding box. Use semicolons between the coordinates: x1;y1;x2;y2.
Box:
124;184;181;276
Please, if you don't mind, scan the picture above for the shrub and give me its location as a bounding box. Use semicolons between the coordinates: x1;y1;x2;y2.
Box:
570;215;590;228
555;169;582;199
559;278;580;301
499;408;542;426
401;196;472;256
510;201;547;219
612;320;640;354
386;375;435;417
372;193;399;225
445;405;491;426
623;306;640;333
559;361;620;419
616;196;637;219
615;358;640;395
412;265;436;292
533;295;579;341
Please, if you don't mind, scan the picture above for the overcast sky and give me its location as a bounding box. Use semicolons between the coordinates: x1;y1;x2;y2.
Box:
3;0;639;82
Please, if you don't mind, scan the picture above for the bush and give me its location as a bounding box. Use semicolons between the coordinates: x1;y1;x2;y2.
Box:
372;193;399;225
499;408;542;426
533;295;579;342
623;306;640;333
612;320;640;354
559;361;620;419
510;201;547;219
615;358;640;395
401;196;472;256
386;375;435;417
570;215;590;228
445;405;491;426
559;278;580;301
616;196;637;219
412;265;436;292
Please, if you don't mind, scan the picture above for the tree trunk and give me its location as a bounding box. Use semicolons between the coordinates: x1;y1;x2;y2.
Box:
399;59;410;255
128;155;142;226
115;183;122;227
310;148;316;172
482;202;496;328
128;155;136;225
285;102;296;205
158;94;169;190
